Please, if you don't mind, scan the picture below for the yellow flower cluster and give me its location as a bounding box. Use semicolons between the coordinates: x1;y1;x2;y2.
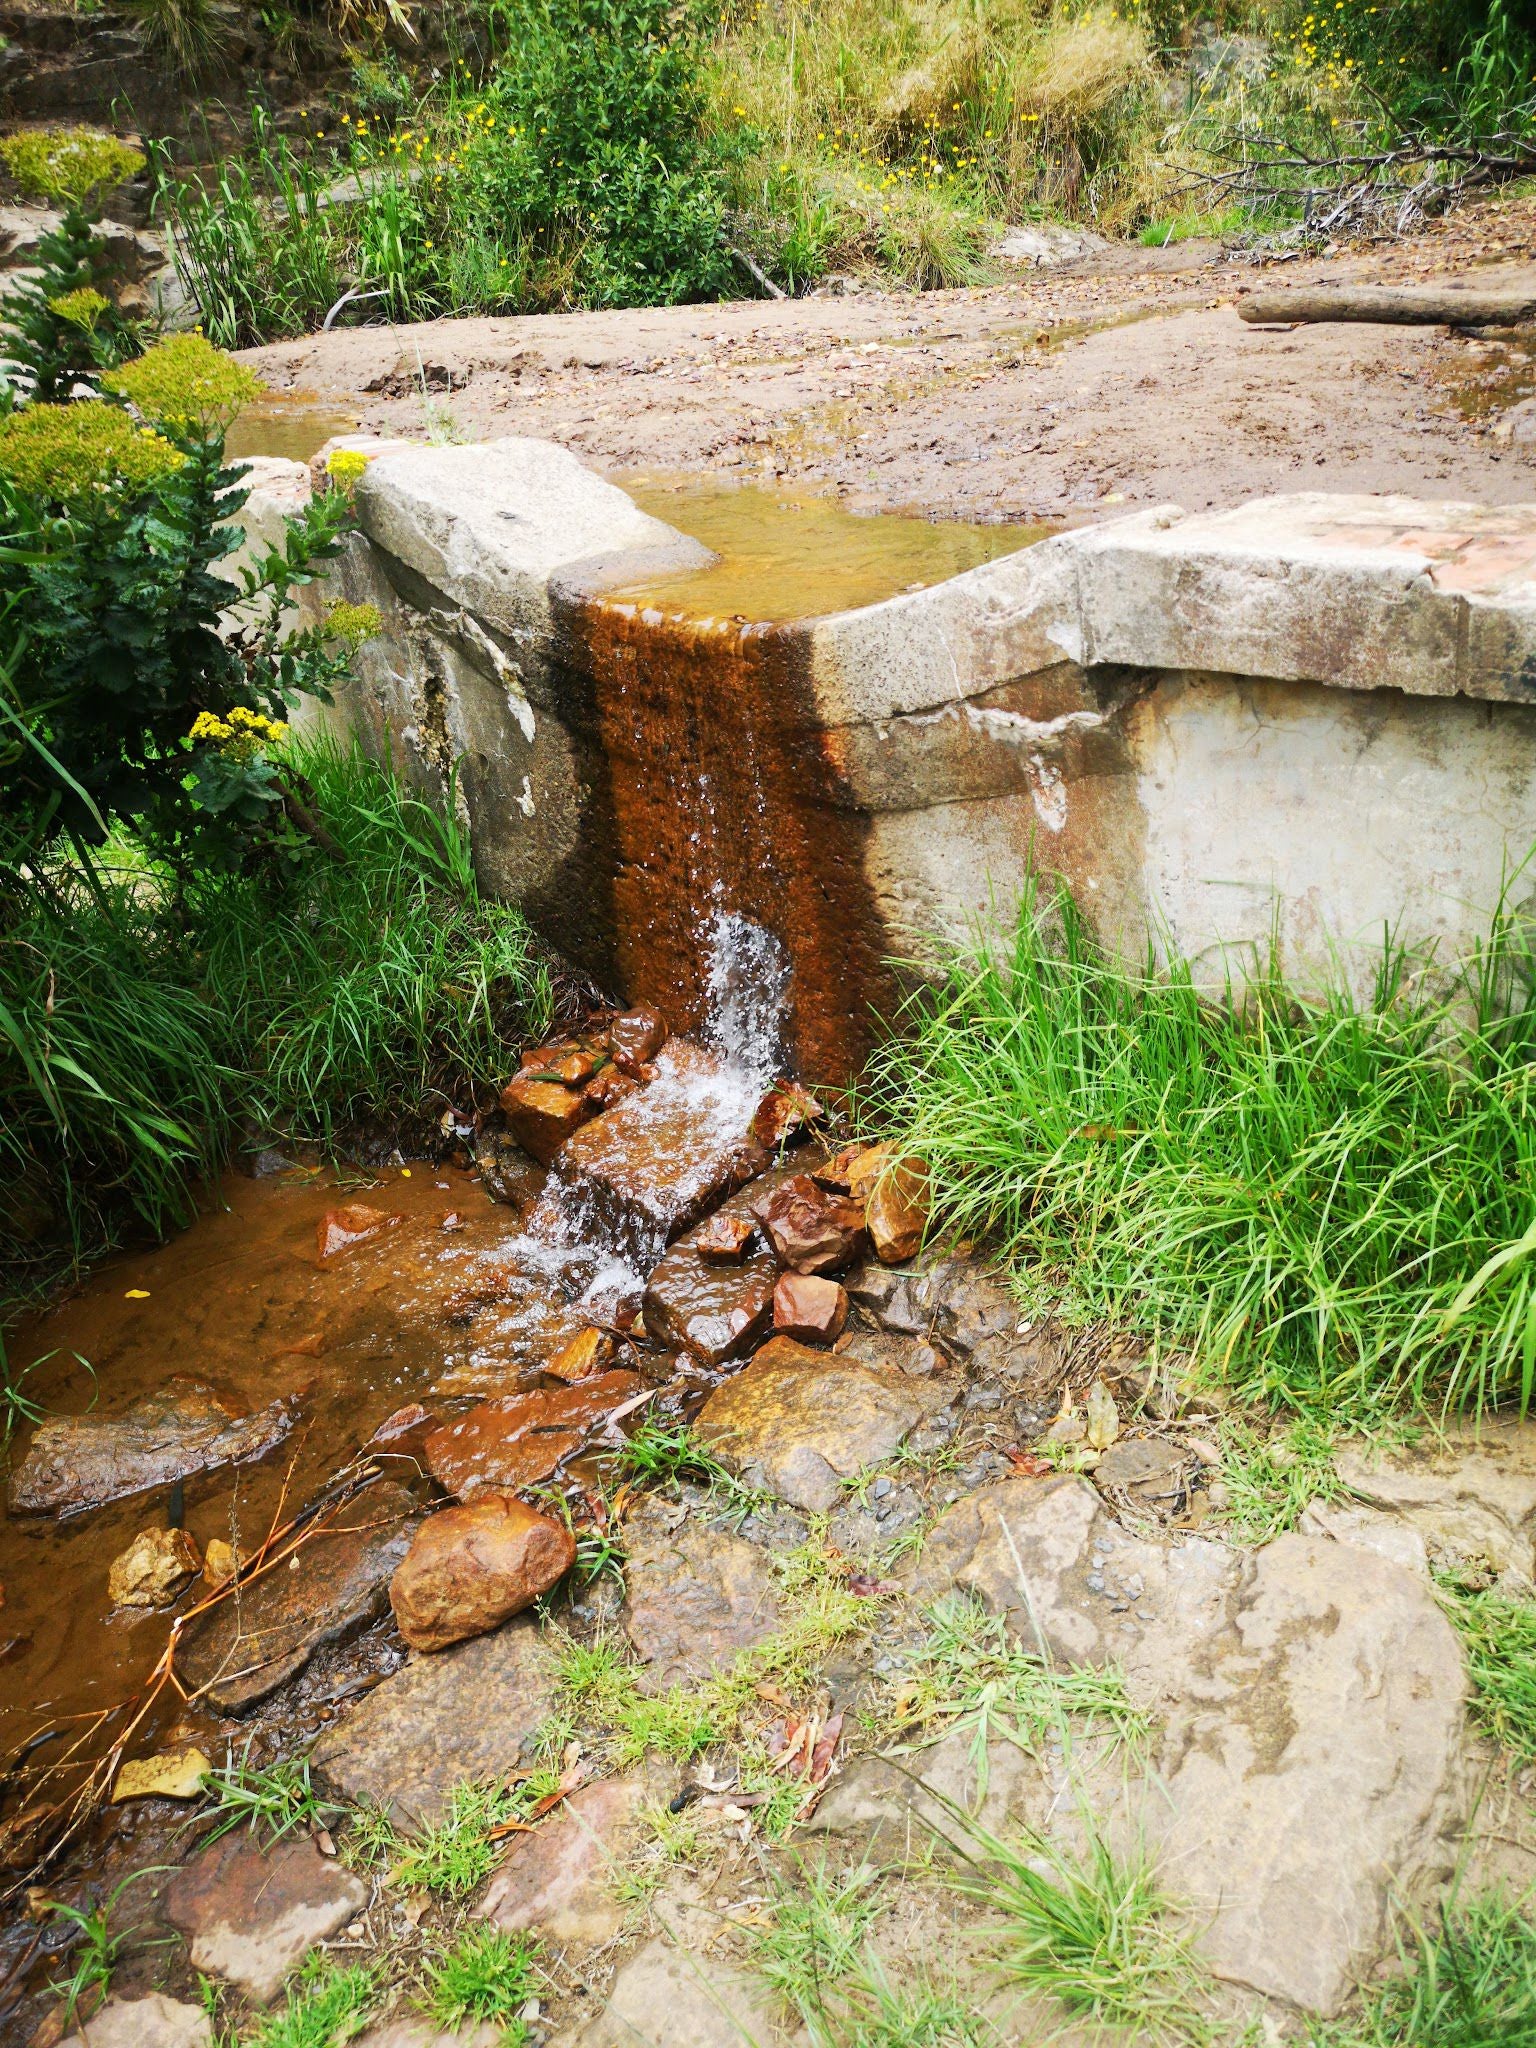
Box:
325;448;372;487
324;600;384;647
0;127;143;205
105;334;265;436
47;286;112;328
0;402;184;505
188;705;289;761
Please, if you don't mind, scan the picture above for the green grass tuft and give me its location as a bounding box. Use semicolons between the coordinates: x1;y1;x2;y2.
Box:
1436;1578;1536;1763
1312;1889;1536;2047
246;1955;376;2048
869;878;1536;1420
419;1926;542;2038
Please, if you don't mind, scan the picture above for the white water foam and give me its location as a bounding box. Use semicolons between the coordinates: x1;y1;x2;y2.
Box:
482;913;792;1319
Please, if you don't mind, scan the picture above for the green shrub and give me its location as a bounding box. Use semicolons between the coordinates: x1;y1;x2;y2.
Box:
0;737;551;1293
869;877;1536;1419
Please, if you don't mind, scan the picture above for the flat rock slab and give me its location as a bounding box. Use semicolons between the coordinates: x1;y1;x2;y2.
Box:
805;1724;1047;1865
58;1993;212;2047
554;1042;769;1272
912;1474;1467;2016
423;1374;641;1499
696;1337;949;1512
179;1482;421;1713
311;1617;556;1827
1335;1436;1536;1577
643;1159;812;1364
575;1936;794;2048
480;1775;646;1948
621;1499;781;1691
164;1831;367;2005
8;1378;294;1516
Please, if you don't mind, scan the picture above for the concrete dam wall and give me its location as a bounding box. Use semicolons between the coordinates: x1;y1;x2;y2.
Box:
243;441;1536;1078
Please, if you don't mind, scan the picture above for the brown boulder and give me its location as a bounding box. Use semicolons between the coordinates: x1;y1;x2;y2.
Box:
316;1202;399;1259
498;1073;592;1165
423;1372;642;1499
391;1494;575;1652
847;1146;931;1263
753;1174;868;1274
773;1273;848;1346
608;1006;667;1075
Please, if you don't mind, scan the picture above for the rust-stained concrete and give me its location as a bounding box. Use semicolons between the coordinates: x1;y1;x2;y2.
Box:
252;442;1536;1076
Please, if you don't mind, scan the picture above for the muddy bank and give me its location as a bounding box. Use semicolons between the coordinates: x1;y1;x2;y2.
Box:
240;194;1536;527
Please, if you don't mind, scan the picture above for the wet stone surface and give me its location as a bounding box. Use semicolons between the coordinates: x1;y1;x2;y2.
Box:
7;1379;296;1517
164;1830;367;2004
641;1157;816;1365
310;1615;556;1827
179;1481;421;1713
422;1373;643;1499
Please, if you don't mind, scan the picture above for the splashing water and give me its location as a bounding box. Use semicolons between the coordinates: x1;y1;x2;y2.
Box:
488;913;793;1319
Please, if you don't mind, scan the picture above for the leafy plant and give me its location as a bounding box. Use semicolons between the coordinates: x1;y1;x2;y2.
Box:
419;1927;543;2036
201;1749;343;1845
43;1868;169;2028
0;128;141;403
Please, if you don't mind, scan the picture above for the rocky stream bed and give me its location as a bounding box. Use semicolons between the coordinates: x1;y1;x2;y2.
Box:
2;999;1534;2045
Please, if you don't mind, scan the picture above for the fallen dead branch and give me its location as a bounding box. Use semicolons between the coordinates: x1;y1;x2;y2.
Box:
1240;283;1536;327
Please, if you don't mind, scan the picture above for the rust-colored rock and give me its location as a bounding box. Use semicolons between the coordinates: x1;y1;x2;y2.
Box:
847;1146;931;1263
583;1066;638;1112
498;1073;593;1165
423;1372;642;1499
316;1203;399;1259
750;1080;825;1149
391;1494;576;1652
474;1124;547;1209
644;1159;820;1364
545;1326;617;1383
107;1526;201;1609
753;1174;868;1274
608;1006;667;1076
773;1272;849;1346
695;1214;757;1264
554;1042;769;1268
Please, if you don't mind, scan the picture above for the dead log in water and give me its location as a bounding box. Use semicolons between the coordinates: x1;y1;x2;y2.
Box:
1239;285;1536;329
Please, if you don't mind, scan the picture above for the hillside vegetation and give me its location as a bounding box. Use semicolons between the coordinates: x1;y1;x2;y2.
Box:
146;0;1536;342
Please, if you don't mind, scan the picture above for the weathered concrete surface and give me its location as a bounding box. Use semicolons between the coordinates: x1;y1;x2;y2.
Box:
244;446;1536;1069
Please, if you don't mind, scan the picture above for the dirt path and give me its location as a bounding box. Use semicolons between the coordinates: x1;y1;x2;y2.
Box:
241;191;1536;525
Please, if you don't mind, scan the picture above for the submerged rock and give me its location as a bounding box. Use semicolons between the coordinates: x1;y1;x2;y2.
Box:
311;1616;556;1827
179;1482;420;1713
107;1525;201;1609
544;1325;618;1383
696;1337;949;1511
7;1379;295;1517
621;1496;782;1690
472;1123;548;1210
316;1202;401;1259
423;1372;641;1498
390;1493;575;1652
165;1830;367;2005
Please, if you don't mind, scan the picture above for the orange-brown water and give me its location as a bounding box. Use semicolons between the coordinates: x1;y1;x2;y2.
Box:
226;394;361;465
611;473;1042;622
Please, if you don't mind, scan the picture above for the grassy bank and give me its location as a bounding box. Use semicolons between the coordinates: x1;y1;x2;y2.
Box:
1;736;551;1305
867;878;1536;1420
154;0;1536;342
